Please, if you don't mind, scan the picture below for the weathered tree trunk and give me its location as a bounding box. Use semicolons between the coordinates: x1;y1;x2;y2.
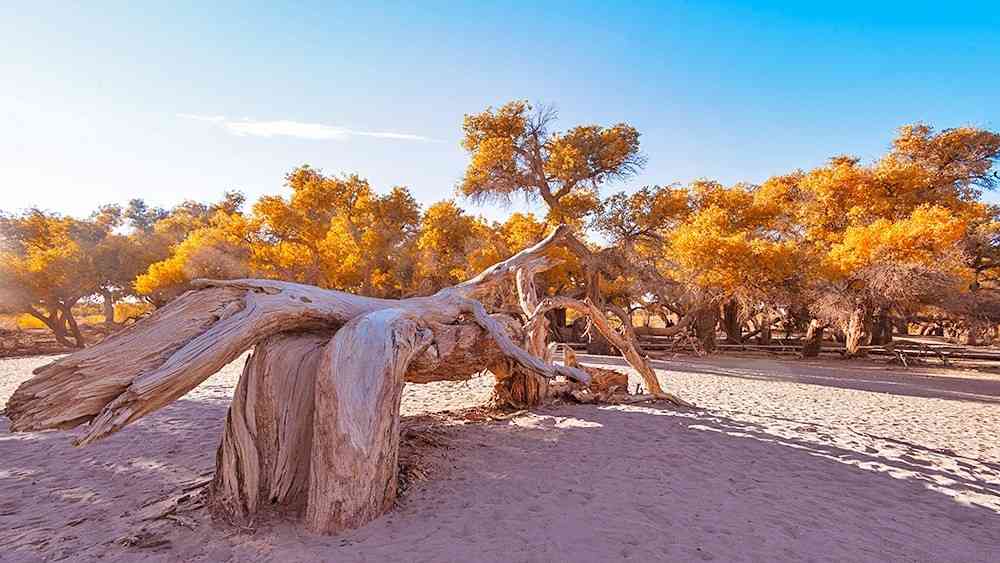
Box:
28;308;76;349
894;316;909;336
6;225;691;535
869;312;893;345
694;307;718;354
582;270;613;356
844;306;867;357
210;317;520;526
306;309;424;534
723;300;742;344
209;332;329;523
801;319;825;358
58;303;85;348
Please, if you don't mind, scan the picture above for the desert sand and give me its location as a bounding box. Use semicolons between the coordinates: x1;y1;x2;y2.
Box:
1;353;998;562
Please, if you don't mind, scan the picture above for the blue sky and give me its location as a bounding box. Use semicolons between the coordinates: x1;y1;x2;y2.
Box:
2;1;998;221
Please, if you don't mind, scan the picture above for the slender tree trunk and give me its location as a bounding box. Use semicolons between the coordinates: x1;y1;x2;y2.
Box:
844;306;867;357
723;300;742;344
56;303;85;348
869;312;893;345
583;268;612;354
801;319;825;358
894;316;909;336
100;289;117;328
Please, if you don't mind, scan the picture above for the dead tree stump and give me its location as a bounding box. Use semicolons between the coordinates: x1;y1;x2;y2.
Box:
209;331;329;522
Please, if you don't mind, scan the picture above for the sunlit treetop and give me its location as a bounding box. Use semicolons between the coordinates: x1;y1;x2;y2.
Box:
250;166;421;296
888;123;1000;197
788;124;1000;245
0;211;88;305
414;200;499;289
821;204;969;282
665;182;805;302
460;100;644;226
134;210;252;301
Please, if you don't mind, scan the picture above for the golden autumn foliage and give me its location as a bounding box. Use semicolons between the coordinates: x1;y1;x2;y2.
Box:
0;211;89;309
822;205;968;280
3;107;998;351
134;210;251;302
415;201;501;289
460;100;644;226
665;181;803;301
0;209;154;346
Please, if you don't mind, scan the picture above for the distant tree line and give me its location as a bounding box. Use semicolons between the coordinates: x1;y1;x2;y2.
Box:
2;100;999;354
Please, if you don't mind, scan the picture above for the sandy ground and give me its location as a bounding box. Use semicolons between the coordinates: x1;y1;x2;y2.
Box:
1;353;998;562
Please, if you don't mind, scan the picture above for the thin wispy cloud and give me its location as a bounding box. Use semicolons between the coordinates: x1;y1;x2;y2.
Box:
178;114;439;142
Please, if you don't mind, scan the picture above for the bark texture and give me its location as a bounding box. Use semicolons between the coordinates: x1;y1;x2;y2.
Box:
758;313;773;345
844;306;868;357
490;262;553;408
305;310;424;534
694;307;719;354
209;332;329;522
723;300;742;344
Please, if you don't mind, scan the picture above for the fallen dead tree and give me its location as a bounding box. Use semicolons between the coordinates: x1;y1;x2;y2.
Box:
6;225;690;534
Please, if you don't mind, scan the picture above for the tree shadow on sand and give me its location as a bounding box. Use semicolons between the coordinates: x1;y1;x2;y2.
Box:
0;397;230;559
328;403;999;562
578;353;1000;404
2;396;999;562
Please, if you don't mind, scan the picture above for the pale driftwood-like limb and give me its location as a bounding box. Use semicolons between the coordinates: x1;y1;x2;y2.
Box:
3;225;605;536
6;225;587;444
452;224;570;298
531;296;693;408
516;262;552;360
463;298;588;384
6;286;251;435
209;332;329;523
305;309;427;534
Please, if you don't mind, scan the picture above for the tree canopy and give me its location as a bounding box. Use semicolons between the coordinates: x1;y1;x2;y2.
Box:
2;105;998;354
